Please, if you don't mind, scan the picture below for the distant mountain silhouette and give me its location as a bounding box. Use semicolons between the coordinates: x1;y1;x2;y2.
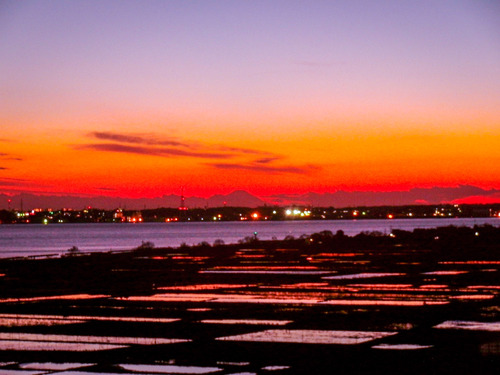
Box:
0;190;265;210
207;190;265;207
266;185;500;207
0;185;498;210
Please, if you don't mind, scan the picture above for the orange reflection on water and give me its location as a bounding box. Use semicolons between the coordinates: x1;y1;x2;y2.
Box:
419;285;449;289
321;300;449;306
159;284;256;291
324;273;404;280
0;313;179;324
0;294;110;303
449;295;494;300
467;285;500;290
171;256;210;261
316;253;362;257
346;284;413;290
422;271;468;275
0;317;85;327
200;319;292;326
122;293;322;305
439;261;500;265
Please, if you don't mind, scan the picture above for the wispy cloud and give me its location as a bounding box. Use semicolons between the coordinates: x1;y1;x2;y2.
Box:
216;145;275;157
77;131;283;162
76;143;232;159
89;132;189;148
208;162;320;175
95;187;117;191
0;177;30;186
0;152;23;161
254;157;282;164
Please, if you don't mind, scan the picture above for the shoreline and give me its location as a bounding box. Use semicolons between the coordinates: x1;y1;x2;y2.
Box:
1;218;499;260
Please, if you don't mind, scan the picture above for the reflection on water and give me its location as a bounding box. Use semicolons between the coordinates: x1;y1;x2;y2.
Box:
323;273;404;280
0;314;179;325
321;299;449;306
217;329;397;345
160;284;256;291
123;293;321;305
216;362;250;366
0;317;85;327
3;218;498;258
0;369;45;375
200;319;292;326
200;270;333;275
20;363;95;371
119;364;223;374
0;340;126;352
434;321;500;331
449;295;494;300
0;294;110;303
0;332;189;345
372;344;433;350
422;271;468;276
440;261;500;265
261;366;291;371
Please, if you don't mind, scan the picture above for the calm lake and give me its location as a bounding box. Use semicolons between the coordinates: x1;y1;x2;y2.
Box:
0;218;498;258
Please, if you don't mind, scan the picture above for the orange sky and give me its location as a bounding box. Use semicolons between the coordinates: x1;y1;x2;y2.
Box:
1;1;499;201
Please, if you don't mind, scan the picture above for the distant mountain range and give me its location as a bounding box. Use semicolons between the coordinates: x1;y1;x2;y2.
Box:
1;185;499;210
0;190;265;210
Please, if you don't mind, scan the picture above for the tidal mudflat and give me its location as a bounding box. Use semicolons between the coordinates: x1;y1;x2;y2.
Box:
0;225;499;373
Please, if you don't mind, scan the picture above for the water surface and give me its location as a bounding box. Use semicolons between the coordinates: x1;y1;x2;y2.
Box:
1;218;498;258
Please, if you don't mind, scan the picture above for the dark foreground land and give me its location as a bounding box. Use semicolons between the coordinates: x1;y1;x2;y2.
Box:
0;226;500;374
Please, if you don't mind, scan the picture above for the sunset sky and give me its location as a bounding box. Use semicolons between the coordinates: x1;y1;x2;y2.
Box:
1;0;499;201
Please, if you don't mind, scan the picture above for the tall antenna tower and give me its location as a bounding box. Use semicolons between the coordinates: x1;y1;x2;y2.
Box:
178;187;188;221
179;187;186;211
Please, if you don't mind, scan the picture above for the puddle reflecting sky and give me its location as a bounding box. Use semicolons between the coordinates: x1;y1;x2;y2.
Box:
372;344;433;350
323;273;404;280
200;319;292;326
217;329;397;345
0;340;126;352
200;270;333;275
0;314;179;325
0;332;189;345
434;321;500;331
119;363;223;374
20;363;95;371
421;271;468;276
0;294;110;303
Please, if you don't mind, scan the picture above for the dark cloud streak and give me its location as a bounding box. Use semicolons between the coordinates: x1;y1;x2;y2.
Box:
80;130;285;162
208;162;320;175
0;152;23;161
90;132;189;148
77;143;232;159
